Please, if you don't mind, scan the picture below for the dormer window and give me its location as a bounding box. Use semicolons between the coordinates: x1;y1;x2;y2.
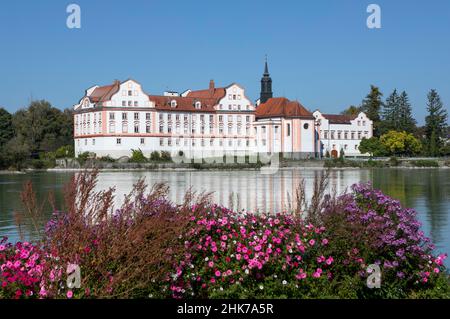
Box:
170;100;177;108
195;101;201;109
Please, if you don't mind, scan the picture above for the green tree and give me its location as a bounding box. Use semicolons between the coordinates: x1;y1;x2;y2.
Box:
341;105;361;116
425;89;448;156
0;107;14;149
380;89;400;134
361;85;383;137
380;131;422;156
358;137;387;157
12;100;74;154
130;149;147;163
398;91;416;134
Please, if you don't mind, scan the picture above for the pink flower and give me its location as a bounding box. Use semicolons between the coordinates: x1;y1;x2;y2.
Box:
221;235;227;241
321;239;329;245
254;245;262;252
215;270;221;277
326;257;334;265
236;254;242;261
67;290;73;299
208;261;214;268
433;268;440;274
309;239;315;246
211;246;217;253
0;244;5;251
210;278;216;284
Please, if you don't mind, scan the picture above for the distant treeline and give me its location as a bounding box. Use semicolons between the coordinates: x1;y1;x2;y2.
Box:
341;87;449;157
0;100;74;170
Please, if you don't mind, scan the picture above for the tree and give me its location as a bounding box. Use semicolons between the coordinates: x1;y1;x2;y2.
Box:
380;130;422;156
0;107;14;149
361;85;383;137
341;105;361;116
358;137;387;157
12;100;74;154
397;91;416;134
380;89;400;134
425;89;448;156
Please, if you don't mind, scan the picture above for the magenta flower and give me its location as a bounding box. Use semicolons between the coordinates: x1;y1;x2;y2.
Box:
67;290;73;299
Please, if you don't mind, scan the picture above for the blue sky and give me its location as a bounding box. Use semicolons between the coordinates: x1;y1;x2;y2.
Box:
0;0;449;124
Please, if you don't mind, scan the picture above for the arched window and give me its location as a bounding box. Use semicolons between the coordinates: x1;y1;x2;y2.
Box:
171;100;177;108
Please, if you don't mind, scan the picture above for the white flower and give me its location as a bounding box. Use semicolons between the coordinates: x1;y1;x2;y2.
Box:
220;287;224;291
190;264;194;269
245;269;249;274
289;249;293;253
259;285;264;290
273;274;278;279
282;280;287;285
233;240;237;245
149;294;153;298
205;257;209;262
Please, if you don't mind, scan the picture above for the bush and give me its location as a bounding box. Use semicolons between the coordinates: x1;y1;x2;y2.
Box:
150;151;161;161
409;160;439;167
388;156;400;167
160;151;172;162
98;155;115;163
130;149;147;163
55;145;74;159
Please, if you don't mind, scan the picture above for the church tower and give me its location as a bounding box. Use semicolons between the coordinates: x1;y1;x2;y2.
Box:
260;57;273;104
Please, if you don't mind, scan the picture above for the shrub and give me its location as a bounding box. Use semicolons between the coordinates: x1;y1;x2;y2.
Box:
409;160;439;167
160;151;172;162
130;149;147;163
318;183;448;298
150;151;161;161
55;145;74;159
98;155;115;163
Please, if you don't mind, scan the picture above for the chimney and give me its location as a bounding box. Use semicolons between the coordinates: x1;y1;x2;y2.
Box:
209;79;215;95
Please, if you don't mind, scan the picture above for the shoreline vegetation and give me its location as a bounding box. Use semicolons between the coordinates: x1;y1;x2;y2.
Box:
0;153;449;174
0;170;449;299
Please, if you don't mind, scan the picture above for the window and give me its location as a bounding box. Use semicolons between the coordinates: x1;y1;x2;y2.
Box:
363;121;366;126
344;131;348;139
146;113;151;120
210;139;214;146
92;139;95;145
171;100;177;108
122;101;126;107
134;101;138;107
209;115;213;122
358;132;362;139
128;101;132;107
84;139;87;145
355;144;358;150
134;123;139;133
337;132;341;139
159;114;164;121
287;124;291;136
109;112;115;120
303;123;309;129
344;144;348;150
140;138;145;145
262;126;266;134
109;123;115;133
117;138;121;145
274;126;278;134
122;112;127;120
122;123;128;133
246;116;250;122
324;131;328;139
160;138;164;146
168;138;172;146
134;112;139;120
195;101;201;109
168;126;172;133
331;131;335;139
357;121;361;126
159;126;164;133
128;90;132;96
219;115;223;122
351;132;355;139
146;123;151;133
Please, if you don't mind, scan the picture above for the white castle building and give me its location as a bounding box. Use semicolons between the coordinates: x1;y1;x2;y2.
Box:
73;61;372;159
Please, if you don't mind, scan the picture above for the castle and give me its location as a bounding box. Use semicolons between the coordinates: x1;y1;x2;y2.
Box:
73;61;372;159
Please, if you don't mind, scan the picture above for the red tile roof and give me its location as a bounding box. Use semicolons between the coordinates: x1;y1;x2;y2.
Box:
89;81;120;103
321;114;357;124
256;97;314;119
149;95;218;112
